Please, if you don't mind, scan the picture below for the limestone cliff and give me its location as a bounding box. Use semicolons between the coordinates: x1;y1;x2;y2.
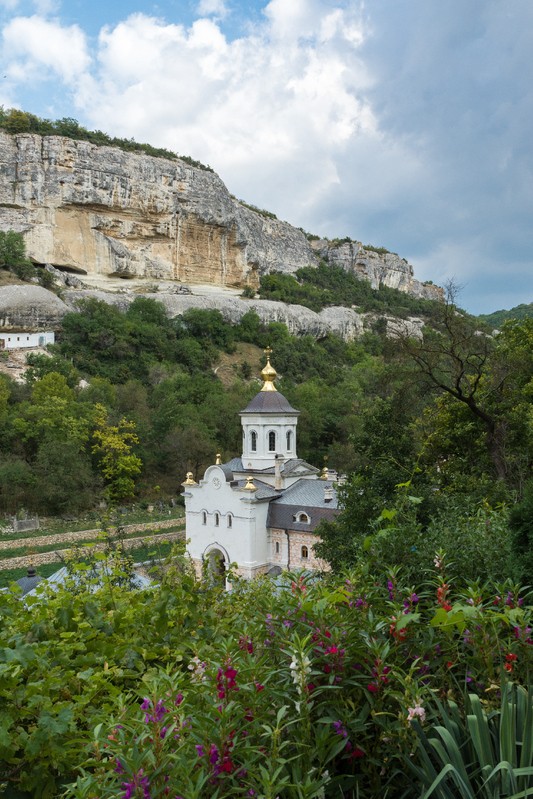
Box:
0;131;312;288
0;284;424;342
0;130;441;301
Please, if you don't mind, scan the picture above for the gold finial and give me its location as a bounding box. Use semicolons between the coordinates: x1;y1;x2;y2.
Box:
260;347;277;392
243;476;257;491
320;466;329;480
182;471;197;486
215;453;221;465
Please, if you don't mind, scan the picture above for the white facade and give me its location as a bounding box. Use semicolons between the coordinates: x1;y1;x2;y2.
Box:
0;331;55;350
183;352;339;582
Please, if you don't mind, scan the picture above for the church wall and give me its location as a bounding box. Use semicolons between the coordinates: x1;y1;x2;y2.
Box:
184;465;273;573
269;527;330;572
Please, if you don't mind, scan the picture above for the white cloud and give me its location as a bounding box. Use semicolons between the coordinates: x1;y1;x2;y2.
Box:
196;0;228;19
2;15;90;83
32;0;60;13
0;0;531;312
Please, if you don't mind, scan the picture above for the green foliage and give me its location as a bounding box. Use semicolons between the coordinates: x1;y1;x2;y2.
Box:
509;481;533;584
92;404;142;504
479;302;533;330
0;550;531;798
0;229;35;280
0;107;214;171
411;683;533;798
258;263;442;319
237;198;278;219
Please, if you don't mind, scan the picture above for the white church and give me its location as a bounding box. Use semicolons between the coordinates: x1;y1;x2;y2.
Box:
182;349;339;581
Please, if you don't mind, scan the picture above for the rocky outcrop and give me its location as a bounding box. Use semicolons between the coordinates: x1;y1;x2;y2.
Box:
0;283;424;341
0;284;69;330
311;240;443;302
0;131;313;288
0;131;441;301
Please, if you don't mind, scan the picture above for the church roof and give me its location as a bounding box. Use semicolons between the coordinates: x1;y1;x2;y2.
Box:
275;480;339;508
221;457;243;480
244;458;319;477
240;390;299;414
267;480;339;533
229;478;281;501
16;568;42;596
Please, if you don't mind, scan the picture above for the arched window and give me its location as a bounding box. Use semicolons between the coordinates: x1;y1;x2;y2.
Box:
295;512;310;524
275;541;280;554
214;512;220;527
286;430;292;451
250;431;257;452
301;546;309;559
268;431;276;452
227;514;233;528
202;511;207;525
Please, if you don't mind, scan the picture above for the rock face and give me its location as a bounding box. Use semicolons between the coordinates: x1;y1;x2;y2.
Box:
311;240;443;302
0;131;442;301
0;285;69;330
0;132;313;288
0;284;424;342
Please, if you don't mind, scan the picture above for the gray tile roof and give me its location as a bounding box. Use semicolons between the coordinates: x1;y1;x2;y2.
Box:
230;478;281;501
241;390;299;414
221;457;243;480
16;569;42;596
275;480;339;508
232;458;318;477
267;480;339;533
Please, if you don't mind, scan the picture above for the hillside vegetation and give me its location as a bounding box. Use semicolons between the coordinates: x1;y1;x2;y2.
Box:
0;107;214;172
479;301;533;329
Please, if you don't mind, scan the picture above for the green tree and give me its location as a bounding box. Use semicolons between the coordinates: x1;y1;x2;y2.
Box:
92;404;142;504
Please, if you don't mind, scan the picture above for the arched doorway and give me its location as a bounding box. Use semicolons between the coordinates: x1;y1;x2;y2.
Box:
204;546;228;587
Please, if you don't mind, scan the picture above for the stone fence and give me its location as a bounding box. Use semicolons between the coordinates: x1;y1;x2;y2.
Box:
0;528;185;571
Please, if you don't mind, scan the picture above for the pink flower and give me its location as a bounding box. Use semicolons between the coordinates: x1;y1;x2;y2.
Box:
407;703;426;724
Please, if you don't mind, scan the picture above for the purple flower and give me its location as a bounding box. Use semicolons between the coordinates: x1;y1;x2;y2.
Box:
333;720;348;738
114;758;125;774
387;580;395;600
175;693;184;706
195;744;205;758
209;743;220;765
122;770;151;799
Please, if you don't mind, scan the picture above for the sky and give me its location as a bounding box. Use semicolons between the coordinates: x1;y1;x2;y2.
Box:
0;0;532;314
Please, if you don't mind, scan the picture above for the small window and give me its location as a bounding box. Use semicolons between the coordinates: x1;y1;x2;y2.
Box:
275;541;280;554
227;514;233;528
296;512;310;524
268;431;276;452
251;431;257;452
214;513;220;527
301;546;309;560
202;511;207;525
286;430;292;450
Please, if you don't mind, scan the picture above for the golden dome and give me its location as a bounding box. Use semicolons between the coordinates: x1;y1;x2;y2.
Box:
260;347;277;392
182;471;197;486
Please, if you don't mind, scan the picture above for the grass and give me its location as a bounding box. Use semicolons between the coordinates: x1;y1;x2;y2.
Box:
0;506;184;542
0;524;185;561
0;540;177;588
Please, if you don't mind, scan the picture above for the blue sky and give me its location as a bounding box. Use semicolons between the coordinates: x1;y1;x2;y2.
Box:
1;0;532;314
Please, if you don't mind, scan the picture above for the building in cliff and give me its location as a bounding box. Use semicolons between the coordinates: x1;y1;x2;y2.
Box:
0;330;54;349
182;351;338;582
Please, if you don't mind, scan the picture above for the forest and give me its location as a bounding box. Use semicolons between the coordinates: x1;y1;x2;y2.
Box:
1;231;533;797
